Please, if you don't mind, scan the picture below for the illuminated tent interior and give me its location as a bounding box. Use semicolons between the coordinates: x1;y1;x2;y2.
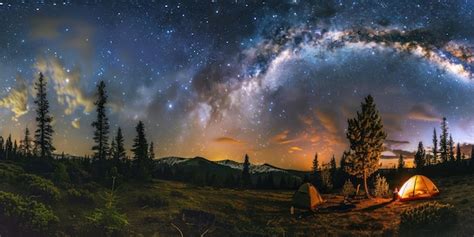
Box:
398;175;440;201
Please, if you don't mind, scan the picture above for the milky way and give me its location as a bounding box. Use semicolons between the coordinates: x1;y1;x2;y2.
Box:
0;1;473;169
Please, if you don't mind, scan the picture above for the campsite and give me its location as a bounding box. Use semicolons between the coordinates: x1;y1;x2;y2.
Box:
1;1;474;236
48;173;472;236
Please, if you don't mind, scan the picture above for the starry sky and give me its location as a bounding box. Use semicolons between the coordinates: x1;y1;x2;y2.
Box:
0;0;473;170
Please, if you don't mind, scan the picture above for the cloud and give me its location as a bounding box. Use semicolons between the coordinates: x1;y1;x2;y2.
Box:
271;130;299;145
213;136;244;145
385;139;410;145
0;76;29;119
407;104;441;122
71;118;81;129
30;16;95;60
288;146;303;153
35;57;95;115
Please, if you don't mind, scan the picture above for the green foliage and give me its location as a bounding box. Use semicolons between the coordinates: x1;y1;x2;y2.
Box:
0;191;58;234
320;166;333;192
345;95;386;198
66;188;95;204
136;193;169;208
373;174;390;198
85;191;128;236
400;202;456;233
341;179;356;197
0;162;24;182
52;163;71;184
17;174;60;202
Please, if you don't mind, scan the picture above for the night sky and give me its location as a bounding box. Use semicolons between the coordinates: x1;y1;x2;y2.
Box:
0;0;473;170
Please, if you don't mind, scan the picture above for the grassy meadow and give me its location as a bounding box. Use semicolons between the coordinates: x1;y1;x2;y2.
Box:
52;174;474;236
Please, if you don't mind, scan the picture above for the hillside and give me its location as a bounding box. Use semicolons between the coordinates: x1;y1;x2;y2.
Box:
0;159;473;236
116;174;474;236
155;156;304;188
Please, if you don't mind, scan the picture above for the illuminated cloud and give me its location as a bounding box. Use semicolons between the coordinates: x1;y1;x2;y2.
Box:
35;57;94;115
71;118;81;129
407;104;441;122
0;76;29;119
213;136;244;145
271;130;299;145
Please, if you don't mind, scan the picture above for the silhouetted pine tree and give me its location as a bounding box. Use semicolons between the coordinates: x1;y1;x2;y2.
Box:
241;154;251;187
109;139;117;160
91;81;110;162
131;121;150;181
20;127;32;156
432;128;438;165
13;140;18;158
456;143;461;162
439;117;448;163
398;154;405;171
113;128;126;161
448;135;455;162
0;136;4;159
5;135;12;160
414;141;426;170
34;72;55;159
345;95;386;199
149;142;155;160
311;153;321;187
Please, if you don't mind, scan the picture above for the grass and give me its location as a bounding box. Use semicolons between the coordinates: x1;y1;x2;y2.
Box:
1;162;472;236
99;174;473;236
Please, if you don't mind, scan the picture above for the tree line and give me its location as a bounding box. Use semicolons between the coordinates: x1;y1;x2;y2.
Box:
0;73;155;183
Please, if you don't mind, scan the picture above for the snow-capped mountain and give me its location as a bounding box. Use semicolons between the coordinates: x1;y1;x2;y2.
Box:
216;159;287;174
156;157;188;166
155;157;288;174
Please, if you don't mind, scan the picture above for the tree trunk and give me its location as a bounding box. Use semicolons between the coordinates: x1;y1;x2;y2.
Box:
363;170;372;199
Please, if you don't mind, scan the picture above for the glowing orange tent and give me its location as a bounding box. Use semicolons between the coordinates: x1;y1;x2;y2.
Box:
398;175;439;201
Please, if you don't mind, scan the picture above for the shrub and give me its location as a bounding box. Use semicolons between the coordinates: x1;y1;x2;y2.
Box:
66;188;95;205
0;162;24;182
52;163;70;184
320;167;333;192
341;180;356;197
85;191;128;236
136;193;169;208
17;174;60;202
400;202;456;233
373;174;390;198
0;191;58;235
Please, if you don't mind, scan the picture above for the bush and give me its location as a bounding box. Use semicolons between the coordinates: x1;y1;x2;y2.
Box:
373;174;390;198
341;180;356;197
52;163;70;184
66;188;95;205
400;202;456;233
0;163;24;182
0;191;58;235
136;193;169;208
320;168;333;192
85;191;128;236
17;174;60;202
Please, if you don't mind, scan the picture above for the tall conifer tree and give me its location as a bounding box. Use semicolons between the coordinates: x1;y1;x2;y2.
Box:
34;72;55;159
432;128;438;165
242;154;251;187
414;141;425;169
345;95;386;199
91;81;110;162
439;117;448;163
